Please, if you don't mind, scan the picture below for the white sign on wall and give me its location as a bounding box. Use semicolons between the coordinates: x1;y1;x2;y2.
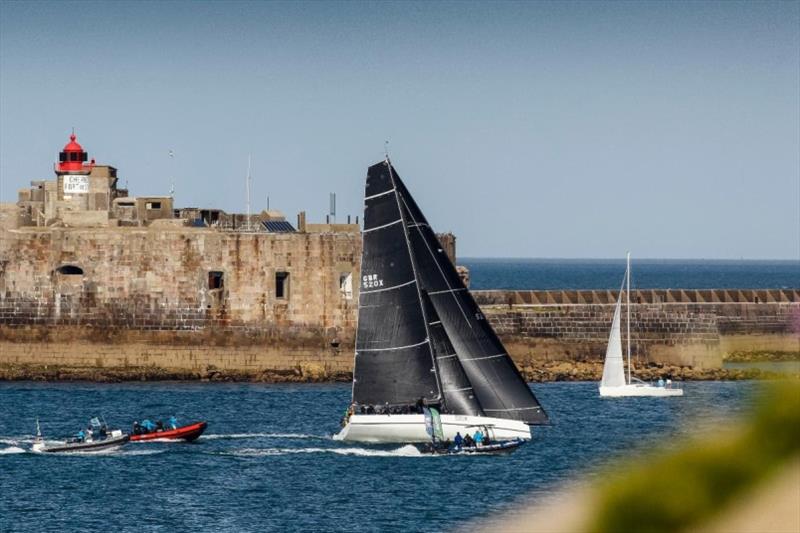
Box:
63;175;90;194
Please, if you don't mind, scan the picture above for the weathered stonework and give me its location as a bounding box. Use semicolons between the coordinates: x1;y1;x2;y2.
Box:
1;225;797;380
473;290;799;370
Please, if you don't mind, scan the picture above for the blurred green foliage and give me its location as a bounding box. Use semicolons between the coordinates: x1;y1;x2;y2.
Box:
588;380;800;533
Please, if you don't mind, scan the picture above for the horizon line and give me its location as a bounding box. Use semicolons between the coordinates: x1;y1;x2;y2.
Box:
459;256;800;262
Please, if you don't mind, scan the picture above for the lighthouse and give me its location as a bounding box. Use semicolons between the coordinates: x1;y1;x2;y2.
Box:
57;133;92;173
56;132;96;197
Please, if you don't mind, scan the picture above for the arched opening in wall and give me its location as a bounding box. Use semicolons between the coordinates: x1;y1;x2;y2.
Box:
56;265;84;275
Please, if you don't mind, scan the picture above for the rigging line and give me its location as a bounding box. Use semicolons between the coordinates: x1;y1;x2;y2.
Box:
436;354;458;360
398;193;473;328
357;338;430;352
385;160;443;402
361;218;402;234
360;278;416;295
364;188;396;201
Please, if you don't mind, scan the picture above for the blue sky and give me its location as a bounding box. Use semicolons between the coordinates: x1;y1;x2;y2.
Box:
1;1;798;259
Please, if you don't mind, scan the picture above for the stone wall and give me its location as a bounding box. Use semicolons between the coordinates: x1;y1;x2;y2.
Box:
474;290;799;370
0;224;797;380
0;226;359;327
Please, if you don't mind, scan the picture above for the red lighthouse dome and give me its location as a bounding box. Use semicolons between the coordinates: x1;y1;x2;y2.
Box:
58;133;90;172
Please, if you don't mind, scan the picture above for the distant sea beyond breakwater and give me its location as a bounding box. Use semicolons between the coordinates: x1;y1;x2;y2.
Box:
462;258;800;291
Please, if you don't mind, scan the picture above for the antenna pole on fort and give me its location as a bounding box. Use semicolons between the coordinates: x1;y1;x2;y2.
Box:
329;192;336;224
246;155;252;231
169;150;175;199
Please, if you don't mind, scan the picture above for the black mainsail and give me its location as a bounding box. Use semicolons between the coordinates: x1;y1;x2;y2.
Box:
394;166;549;425
352;161;441;406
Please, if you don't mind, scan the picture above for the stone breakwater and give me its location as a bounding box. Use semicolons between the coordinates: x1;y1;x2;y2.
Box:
0;290;797;382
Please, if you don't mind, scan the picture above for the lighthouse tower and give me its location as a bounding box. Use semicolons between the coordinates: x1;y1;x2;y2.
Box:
56;132;97;200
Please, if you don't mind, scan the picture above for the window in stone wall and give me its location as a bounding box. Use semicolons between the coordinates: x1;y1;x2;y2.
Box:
56;265;84;275
275;271;290;299
208;271;224;290
146;202;162;210
340;272;353;299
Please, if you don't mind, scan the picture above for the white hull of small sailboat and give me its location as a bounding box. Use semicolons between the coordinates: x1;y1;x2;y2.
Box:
334;414;532;443
599;385;684;397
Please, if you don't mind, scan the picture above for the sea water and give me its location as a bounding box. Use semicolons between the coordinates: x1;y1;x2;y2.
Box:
462;258;799;290
0;381;760;532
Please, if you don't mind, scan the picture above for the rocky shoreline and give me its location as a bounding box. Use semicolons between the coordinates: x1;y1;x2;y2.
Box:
724;351;800;363
0;360;793;383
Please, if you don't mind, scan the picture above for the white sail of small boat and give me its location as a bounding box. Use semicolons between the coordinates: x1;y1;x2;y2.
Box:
335;158;548;443
599;253;684;397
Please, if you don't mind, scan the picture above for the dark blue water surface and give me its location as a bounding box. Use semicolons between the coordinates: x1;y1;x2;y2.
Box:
461;258;799;290
0;381;760;532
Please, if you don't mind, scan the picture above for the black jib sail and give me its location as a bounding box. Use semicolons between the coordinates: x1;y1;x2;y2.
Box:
422;291;485;417
394;166;549;425
352;161;441;407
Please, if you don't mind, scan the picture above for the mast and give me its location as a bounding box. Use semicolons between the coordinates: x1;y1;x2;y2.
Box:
245;155;252;231
626;251;631;385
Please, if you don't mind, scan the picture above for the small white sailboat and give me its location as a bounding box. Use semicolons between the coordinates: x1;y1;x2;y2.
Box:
599;253;684;397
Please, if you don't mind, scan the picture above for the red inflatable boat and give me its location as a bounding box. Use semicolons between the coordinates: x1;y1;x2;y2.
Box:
130;421;208;442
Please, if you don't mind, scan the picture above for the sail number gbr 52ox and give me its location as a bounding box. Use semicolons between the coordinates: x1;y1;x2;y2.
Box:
335;160;548;443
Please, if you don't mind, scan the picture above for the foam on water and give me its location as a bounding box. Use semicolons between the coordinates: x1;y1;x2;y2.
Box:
0;446;26;455
228;444;425;458
0;436;33;446
201;432;325;441
132;437;186;443
33;447;166;457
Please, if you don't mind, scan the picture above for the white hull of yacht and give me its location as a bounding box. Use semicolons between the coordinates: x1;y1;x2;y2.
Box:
599;384;684;397
334;414;532;443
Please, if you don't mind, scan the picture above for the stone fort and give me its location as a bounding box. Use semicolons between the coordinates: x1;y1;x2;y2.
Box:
1;134;797;380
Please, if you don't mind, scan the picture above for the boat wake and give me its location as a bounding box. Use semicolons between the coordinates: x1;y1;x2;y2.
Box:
226;444;426;458
31;447;167;457
0;446;26;455
131;437;188;443
201;432;326;441
0;436;33;445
